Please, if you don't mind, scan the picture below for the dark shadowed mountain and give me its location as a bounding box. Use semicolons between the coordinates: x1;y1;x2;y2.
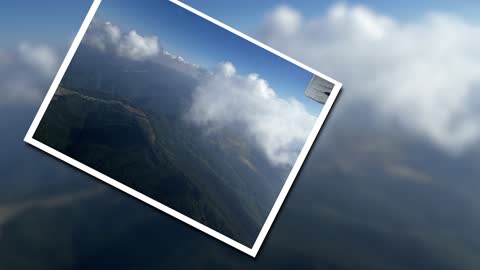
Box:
33;43;289;247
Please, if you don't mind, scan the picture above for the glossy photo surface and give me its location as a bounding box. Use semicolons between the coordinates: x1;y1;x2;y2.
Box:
24;0;341;256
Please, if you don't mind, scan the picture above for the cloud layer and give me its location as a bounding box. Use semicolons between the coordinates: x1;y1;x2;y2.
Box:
84;20;317;167
187;63;316;166
84;21;160;61
259;3;480;154
83;21;203;76
0;43;59;105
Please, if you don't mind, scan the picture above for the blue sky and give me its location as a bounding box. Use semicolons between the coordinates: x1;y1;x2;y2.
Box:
0;0;91;48
180;0;480;30
1;0;478;48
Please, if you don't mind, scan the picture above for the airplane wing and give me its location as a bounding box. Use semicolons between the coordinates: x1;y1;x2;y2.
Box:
305;75;334;104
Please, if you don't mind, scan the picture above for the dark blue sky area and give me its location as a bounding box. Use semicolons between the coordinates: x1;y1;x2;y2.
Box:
96;0;320;115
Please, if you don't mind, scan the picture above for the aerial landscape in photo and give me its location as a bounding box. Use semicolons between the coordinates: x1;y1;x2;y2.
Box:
33;0;324;246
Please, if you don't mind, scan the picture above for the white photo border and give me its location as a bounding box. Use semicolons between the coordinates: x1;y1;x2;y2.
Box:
24;0;343;258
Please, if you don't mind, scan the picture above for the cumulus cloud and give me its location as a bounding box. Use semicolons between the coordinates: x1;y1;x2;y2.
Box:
82;20;314;166
258;3;480;154
84;21;160;61
259;5;302;38
187;62;316;166
0;43;59;105
83;20;203;76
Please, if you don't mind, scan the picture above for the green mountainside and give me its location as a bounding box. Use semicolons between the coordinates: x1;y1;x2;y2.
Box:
34;86;278;246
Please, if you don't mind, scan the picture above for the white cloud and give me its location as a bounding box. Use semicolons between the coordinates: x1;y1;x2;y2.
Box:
0;43;59;105
85;21;160;61
18;43;58;77
187;62;316;166
258;3;480;154
83;20;203;75
82;20;315;166
259;5;302;38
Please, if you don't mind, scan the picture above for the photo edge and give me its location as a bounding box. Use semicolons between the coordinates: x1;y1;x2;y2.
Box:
249;74;342;255
169;0;340;87
26;137;256;256
23;0;103;149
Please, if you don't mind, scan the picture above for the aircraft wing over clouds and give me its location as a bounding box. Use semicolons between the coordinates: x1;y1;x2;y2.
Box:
305;75;334;104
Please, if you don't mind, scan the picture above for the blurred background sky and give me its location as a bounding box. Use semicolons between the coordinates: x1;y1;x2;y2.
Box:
1;0;479;269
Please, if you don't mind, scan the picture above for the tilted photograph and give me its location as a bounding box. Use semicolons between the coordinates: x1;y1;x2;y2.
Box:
24;0;341;256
